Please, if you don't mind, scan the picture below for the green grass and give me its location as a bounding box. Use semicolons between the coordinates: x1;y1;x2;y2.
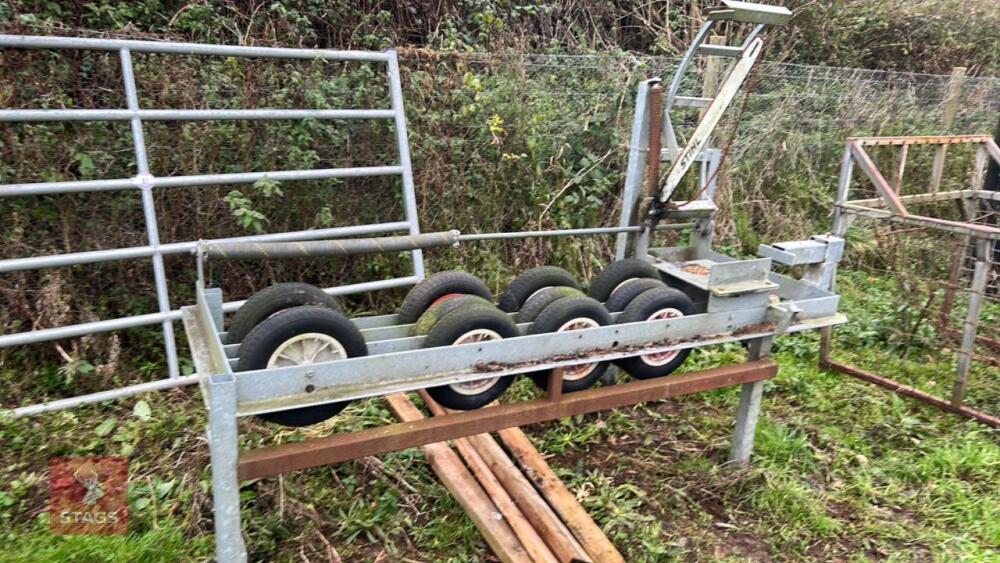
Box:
1;346;998;561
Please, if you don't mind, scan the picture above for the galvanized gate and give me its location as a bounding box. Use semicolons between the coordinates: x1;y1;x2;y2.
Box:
0;36;424;416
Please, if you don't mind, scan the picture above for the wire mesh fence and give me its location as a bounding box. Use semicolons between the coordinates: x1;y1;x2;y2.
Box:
1;43;998;411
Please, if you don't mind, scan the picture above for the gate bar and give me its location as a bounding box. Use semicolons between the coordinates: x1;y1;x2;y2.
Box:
0;109;395;122
386;50;425;280
0;165;405;197
120;47;180;378
0;34;390;61
0;221;410;272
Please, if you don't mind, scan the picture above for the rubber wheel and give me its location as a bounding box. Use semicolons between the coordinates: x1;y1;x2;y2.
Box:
614;287;694;380
527;296;611;393
423;303;518;410
397;271;493;325
412;294;492;336
225;283;341;344
588;258;660;302
497;266;581;312
516;286;584;324
237;306;367;426
604;277;666;313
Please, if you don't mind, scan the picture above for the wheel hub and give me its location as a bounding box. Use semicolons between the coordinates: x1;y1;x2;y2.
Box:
641;308;684;366
554;317;601;380
267;332;348;368
450;328;503;395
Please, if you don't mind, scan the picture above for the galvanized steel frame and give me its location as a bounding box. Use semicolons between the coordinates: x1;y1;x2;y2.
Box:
186;264;843;562
0;35;425;416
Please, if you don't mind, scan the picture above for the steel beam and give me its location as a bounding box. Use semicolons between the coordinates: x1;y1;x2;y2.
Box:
237;360;778;480
849;135;992;146
823;360;999;427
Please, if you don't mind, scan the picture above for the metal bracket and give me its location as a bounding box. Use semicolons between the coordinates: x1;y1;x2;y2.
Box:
757;235;845;266
766;301;802;335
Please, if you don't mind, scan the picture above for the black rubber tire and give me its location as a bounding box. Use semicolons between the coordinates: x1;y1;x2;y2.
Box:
412;294;492;336
516;286;584;324
225;283;341;344
423;303;518;410
604;277;667;313
527;296;611;393
614;287;695;380
397;271;493;325
497;266;581;312
237;306;367;426
588;258;660;302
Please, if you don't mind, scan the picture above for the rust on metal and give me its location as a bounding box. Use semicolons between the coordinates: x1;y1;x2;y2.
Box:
823;360;999;427
237;360;779;480
848;135;992;146
681;263;712;276
849;141;908;215
643;84;664;201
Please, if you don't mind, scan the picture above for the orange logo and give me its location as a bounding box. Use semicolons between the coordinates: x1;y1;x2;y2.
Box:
49;457;128;535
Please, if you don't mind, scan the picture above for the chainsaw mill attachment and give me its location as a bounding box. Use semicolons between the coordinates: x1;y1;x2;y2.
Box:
616;0;792;259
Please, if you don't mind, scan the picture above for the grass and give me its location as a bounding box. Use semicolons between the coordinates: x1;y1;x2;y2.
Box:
1;279;998;561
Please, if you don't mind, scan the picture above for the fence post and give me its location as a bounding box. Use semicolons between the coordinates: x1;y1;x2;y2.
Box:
930;67;967;192
700;35;727;121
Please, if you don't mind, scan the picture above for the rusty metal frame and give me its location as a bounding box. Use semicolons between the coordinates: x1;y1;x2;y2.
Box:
835;135;1000;240
825;134;999;426
238;360;778;480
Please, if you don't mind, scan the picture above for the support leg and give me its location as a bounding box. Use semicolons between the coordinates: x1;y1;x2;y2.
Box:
729;336;772;465
952;238;993;406
207;374;247;563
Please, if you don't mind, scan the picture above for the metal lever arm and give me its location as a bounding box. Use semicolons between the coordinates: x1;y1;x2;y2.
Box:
657;37;763;205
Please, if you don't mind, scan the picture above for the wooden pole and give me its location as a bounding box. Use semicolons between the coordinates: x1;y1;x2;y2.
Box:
496;427;626;563
467;432;592;563
892;144;908;194
384;394;533;563
700;35;727;121
930;67;967;192
419;393;559;563
419;391;591;562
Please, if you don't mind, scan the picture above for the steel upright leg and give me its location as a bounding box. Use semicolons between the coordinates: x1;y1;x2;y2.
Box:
207;374;247;563
729;336;773;464
952;238;993;406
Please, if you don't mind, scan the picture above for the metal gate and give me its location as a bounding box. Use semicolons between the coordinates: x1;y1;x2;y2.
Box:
0;35;424;416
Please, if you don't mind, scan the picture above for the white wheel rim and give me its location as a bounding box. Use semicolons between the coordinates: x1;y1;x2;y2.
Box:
641;308;684;366
267;332;347;368
450;328;503;395
525;286;555;303
554;317;600;380
610;277;644;297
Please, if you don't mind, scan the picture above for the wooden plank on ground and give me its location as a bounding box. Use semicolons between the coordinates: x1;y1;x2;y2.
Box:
467;432;592;563
384;394;532;563
416;393;558;563
497;426;626;563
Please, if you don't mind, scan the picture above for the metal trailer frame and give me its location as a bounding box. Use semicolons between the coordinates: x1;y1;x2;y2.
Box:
0;35;427;417
176;5;851;561
185;245;843;562
820;135;1000;426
